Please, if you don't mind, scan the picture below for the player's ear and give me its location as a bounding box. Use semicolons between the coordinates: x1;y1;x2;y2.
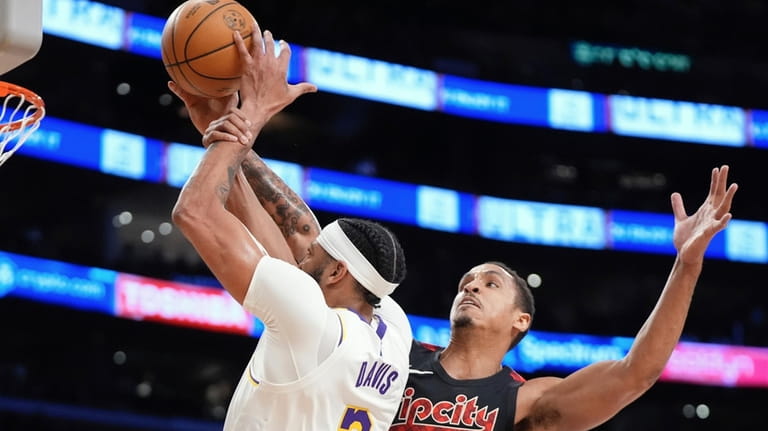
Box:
326;260;348;285
512;312;532;334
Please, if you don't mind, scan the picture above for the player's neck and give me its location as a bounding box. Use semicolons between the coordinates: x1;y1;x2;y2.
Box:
325;280;374;322
347;304;374;323
335;297;374;323
439;335;506;379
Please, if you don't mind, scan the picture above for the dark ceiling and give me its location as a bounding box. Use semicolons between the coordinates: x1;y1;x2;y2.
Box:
1;1;767;430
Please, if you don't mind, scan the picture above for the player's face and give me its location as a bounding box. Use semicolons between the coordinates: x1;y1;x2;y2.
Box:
450;263;520;332
298;240;333;285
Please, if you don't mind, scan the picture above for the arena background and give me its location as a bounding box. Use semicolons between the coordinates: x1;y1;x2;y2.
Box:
1;1;767;429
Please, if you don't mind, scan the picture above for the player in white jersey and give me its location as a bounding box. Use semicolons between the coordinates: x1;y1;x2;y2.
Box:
171;27;411;430
224;225;411;430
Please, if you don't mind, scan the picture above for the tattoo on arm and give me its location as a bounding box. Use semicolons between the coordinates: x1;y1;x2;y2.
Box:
215;155;239;206
241;153;316;239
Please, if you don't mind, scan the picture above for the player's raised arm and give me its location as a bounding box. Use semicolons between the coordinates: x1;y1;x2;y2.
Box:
240;150;321;261
200;116;297;265
172;28;316;303
236;30;320;261
516;165;738;431
171;112;263;304
169;30;319;264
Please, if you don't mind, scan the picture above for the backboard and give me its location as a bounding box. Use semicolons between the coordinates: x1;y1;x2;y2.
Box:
0;0;43;75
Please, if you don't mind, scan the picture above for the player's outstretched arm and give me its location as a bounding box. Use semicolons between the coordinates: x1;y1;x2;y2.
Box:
516;166;738;431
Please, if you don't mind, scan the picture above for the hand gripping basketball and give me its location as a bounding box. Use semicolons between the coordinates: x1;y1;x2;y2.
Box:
161;0;257;98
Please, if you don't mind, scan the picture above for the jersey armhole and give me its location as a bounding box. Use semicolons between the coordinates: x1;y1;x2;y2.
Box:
507;378;524;430
416;340;442;352
509;369;526;383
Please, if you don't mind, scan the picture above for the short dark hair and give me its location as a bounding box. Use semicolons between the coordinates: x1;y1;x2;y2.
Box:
338;218;406;307
485;261;535;350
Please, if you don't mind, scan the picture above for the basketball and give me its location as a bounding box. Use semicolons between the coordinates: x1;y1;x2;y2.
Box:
161;0;256;98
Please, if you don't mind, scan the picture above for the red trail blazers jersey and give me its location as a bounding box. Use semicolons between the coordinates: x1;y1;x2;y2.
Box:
390;341;525;431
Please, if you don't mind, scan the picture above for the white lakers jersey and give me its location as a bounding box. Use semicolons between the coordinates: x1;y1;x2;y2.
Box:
223;256;412;431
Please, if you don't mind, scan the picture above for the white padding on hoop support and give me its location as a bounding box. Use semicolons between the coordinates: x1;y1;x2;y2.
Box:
0;0;43;75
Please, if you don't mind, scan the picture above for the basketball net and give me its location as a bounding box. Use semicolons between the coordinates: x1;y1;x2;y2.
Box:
0;81;45;167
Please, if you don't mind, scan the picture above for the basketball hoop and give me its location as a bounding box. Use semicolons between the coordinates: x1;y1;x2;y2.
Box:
0;81;45;167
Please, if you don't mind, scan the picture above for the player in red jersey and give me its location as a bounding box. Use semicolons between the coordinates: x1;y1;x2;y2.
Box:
391;264;530;431
390;166;736;431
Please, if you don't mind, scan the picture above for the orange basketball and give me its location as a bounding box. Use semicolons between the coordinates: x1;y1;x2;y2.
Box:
161;0;256;98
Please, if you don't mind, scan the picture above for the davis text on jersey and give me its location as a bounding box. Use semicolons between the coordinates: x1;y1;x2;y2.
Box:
355;360;400;395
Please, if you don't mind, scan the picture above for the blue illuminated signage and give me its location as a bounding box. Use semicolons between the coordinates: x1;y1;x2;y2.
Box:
547;89;607;132
14;115;768;264
18;117;164;182
508;332;634;373
165;143;204;188
608;210;756;263
440;75;549;125
409;314;452;348
286;43;303;84
609;210;676;254
2;249;768;388
416;186;460;233
0;251;116;314
304;48;438;110
751;109;768;148
38;1;768;151
126;12;165;59
477;197;606;249
16;115;768;263
18;117;105;170
609;95;747;146
724;220;768;263
42;0;125;49
306;168;418;224
99;130;164;182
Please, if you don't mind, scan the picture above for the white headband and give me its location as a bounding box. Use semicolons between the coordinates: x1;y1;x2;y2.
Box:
316;220;399;298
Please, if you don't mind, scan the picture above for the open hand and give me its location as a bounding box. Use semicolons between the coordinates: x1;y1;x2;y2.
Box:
232;22;317;128
671;165;738;264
